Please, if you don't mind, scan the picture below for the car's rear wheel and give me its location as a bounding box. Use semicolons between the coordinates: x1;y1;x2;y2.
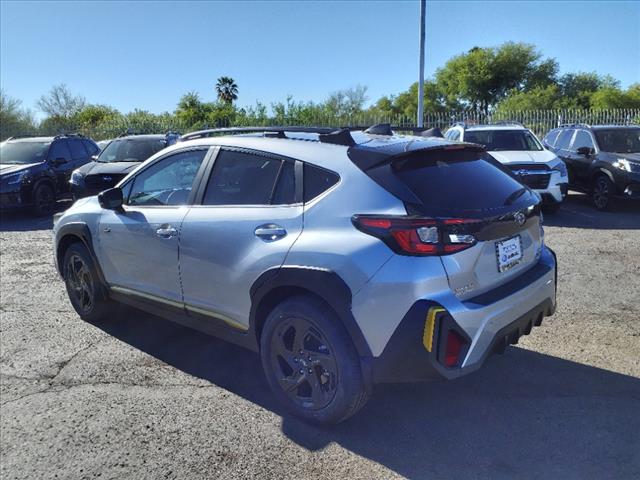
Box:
591;175;615;211
32;183;55;217
260;295;370;425
63;242;113;322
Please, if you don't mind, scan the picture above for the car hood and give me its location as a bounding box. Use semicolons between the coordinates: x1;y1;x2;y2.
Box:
80;161;141;175
488;149;557;165
0;163;40;176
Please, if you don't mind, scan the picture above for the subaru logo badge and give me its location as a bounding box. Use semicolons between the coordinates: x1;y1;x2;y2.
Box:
515;169;528;177
102;176;113;182
514;212;526;226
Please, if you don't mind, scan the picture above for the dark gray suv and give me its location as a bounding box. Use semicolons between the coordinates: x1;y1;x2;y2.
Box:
543;124;640;210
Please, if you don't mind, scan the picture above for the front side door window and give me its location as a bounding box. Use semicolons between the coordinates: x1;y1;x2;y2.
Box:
128;149;208;207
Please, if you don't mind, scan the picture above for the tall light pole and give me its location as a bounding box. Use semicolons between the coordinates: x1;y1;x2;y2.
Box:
417;0;426;128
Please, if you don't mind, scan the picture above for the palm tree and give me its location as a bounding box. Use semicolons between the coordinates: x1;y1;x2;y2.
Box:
215;77;238;104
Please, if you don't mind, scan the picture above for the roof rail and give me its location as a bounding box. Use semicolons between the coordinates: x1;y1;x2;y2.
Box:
558;122;591;129
493;120;524;127
180;126;340;142
53;132;86;140
4;134;44;140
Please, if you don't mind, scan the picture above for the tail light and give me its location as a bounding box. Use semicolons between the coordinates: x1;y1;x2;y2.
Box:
352;215;480;256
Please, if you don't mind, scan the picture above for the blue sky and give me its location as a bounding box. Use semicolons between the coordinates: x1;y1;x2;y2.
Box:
1;0;639;118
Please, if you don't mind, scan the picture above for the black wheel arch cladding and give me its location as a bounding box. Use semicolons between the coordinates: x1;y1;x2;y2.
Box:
55;222;107;289
250;266;373;358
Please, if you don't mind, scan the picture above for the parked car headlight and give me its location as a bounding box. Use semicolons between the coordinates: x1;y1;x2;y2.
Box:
2;171;26;186
613;158;640;173
550;159;568;177
70;170;85;185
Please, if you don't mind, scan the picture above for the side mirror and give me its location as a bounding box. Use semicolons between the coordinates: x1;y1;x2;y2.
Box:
51;157;68;166
576;146;594;156
91;154;99;161
98;187;123;210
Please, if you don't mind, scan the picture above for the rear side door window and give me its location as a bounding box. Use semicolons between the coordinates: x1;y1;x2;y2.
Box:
68;139;89;161
571;130;595;151
82;139;100;156
48;140;72;163
202;149;291;205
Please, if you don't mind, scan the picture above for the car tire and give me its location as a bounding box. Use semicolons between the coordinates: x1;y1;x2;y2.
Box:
32;183;55;217
63;242;114;322
260;295;371;425
591;175;615;211
543;202;561;214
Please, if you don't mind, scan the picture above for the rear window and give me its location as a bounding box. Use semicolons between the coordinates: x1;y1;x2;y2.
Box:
392;150;532;213
98;138;167;163
463;130;542;151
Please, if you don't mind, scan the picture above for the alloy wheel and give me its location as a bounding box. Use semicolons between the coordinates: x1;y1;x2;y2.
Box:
270;317;338;410
593;178;609;209
66;254;94;314
36;187;55;214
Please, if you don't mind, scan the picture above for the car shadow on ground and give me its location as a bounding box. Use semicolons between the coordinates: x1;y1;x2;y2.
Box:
91;309;640;479
545;192;640;230
0;200;72;232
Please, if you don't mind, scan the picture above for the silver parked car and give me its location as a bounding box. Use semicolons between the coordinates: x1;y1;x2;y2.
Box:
53;126;557;424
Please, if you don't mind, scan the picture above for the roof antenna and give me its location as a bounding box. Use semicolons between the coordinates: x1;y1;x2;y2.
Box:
364;123;393;136
319;128;356;146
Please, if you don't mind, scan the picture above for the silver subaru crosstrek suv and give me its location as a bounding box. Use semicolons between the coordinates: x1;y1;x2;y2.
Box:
53;126;557;424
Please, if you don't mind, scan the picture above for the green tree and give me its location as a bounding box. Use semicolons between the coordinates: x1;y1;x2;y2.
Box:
0;90;37;140
434;42;558;113
175;91;207;126
215;77;238;104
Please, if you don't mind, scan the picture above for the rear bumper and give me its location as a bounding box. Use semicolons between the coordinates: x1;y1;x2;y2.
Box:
370;246;557;383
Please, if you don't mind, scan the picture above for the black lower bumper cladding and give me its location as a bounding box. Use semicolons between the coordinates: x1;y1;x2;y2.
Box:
371;298;555;383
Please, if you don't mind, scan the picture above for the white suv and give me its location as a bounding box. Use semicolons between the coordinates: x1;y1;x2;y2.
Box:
445;122;569;212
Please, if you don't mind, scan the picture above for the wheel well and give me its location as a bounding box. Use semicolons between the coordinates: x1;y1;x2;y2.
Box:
56;234;83;275
34;178;55;193
253;286;332;347
591;169;613;185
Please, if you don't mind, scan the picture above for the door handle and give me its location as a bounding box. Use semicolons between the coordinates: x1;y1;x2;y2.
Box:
254;224;287;241
156;225;178;238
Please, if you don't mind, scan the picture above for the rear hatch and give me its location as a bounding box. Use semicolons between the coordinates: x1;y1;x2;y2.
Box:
352;143;542;300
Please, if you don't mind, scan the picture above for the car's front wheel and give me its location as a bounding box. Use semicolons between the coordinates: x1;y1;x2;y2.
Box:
592;175;615;210
260;295;370;425
63;242;114;322
32;183;55;217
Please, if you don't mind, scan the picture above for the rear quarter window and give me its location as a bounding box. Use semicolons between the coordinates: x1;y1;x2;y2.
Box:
304;164;339;202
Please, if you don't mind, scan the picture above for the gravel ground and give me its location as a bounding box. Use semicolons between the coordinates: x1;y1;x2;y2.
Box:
1;193;639;480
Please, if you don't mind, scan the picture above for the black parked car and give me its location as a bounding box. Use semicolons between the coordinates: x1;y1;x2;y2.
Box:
0;134;99;216
543;124;640;210
70;134;171;199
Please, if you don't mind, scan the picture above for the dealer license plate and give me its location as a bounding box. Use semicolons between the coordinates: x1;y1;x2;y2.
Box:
496;235;523;273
